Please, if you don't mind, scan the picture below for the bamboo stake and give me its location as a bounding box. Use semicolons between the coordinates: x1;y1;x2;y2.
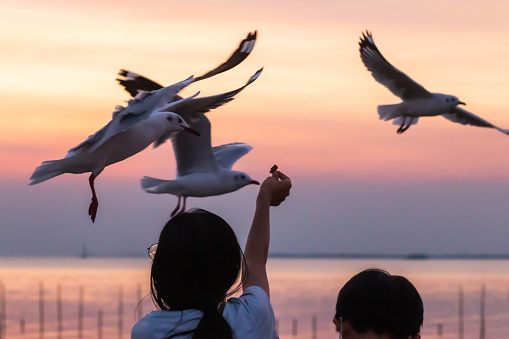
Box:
437;323;443;338
292;318;297;338
78;285;84;339
39;282;44;339
57;284;63;339
311;314;317;339
98;309;103;339
0;281;5;339
458;285;464;339
118;285;124;339
20;317;25;335
479;284;486;339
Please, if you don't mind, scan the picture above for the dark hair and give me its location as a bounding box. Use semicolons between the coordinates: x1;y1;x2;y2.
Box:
150;209;246;339
335;268;423;339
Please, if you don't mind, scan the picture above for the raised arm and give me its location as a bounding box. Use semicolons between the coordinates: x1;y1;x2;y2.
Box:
243;170;291;297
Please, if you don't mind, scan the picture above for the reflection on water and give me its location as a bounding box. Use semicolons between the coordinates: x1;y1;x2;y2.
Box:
0;258;508;338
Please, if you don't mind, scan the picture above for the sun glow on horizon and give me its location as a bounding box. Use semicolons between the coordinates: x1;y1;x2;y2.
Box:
2;0;509;185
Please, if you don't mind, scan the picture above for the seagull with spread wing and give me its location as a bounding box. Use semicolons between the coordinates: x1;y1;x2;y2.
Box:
359;30;509;135
135;71;262;216
29;65;261;222
142;142;258;217
29;90;201;222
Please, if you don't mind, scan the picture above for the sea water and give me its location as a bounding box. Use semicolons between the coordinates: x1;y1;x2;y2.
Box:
0;257;507;339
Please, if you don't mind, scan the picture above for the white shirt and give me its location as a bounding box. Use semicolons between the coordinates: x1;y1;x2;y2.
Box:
131;286;278;339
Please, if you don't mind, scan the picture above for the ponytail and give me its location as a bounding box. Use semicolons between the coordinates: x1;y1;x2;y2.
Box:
191;305;233;339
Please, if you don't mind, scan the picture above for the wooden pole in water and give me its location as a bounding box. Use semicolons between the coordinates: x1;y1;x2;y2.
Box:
292;318;297;338
137;283;143;320
275;318;279;334
20;317;25;335
458;285;464;339
118;285;124;339
39;282;44;339
78;285;84;339
57;284;63;339
0;281;5;339
437;323;443;338
98;309;103;339
479;284;485;339
311;314;317;339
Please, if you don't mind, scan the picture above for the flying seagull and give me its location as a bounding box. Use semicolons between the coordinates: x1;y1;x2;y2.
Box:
141;142;259;217
124;70;262;216
29;92;201;222
117;31;257;97
359;31;509;135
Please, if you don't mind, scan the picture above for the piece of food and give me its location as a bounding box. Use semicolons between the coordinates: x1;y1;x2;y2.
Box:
270;165;278;173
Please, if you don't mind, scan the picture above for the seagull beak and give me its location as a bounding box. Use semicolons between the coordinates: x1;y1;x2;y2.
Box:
458;101;466;105
249;180;260;185
180;125;201;136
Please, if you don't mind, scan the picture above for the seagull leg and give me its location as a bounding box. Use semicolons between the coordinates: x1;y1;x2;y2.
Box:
170;197;181;217
178;197;187;215
88;174;99;223
399;117;414;133
397;116;406;134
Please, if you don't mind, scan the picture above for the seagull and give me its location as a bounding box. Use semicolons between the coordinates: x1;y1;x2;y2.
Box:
141;142;259;216
29;92;202;222
124;70;262;216
359;31;509;135
30;56;263;223
116;31;257;97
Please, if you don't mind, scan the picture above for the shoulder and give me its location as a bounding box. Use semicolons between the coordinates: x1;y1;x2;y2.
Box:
131;310;203;339
223;286;278;338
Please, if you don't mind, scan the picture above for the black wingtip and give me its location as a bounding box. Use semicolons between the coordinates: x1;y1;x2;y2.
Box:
359;30;377;53
118;69;129;77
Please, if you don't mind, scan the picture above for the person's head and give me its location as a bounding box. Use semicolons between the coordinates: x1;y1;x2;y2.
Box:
334;269;423;339
150;209;245;339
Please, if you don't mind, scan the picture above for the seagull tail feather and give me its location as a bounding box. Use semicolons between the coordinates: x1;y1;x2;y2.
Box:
29;160;64;185
377;104;400;121
141;176;178;194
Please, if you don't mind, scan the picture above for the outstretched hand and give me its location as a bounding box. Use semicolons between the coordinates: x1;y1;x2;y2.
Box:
258;170;292;206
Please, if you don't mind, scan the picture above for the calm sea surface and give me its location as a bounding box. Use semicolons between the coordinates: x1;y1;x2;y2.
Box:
0;257;507;339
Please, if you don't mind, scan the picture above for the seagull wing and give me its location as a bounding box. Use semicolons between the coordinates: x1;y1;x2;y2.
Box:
116;69;164;97
174;68;262;121
172;114;218;176
359;31;432;100
117;31;257;98
193;31;257;82
84;78;193;153
213;143;253;170
153;68;263;147
65;124;109;157
442;107;509;135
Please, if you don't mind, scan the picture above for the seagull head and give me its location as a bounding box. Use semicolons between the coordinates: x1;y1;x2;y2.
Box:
161;112;200;136
444;95;466;107
233;172;260;188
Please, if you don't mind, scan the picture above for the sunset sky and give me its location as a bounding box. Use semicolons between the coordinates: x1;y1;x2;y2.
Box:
1;0;509;256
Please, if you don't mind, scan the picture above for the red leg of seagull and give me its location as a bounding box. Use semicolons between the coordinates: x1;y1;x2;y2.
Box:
170;196;181;217
88;174;99;223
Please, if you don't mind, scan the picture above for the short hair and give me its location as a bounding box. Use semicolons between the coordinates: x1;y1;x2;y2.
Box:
335;268;423;339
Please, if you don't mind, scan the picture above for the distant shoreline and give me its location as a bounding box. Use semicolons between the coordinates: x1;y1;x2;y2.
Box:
268;253;509;260
2;253;509;260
